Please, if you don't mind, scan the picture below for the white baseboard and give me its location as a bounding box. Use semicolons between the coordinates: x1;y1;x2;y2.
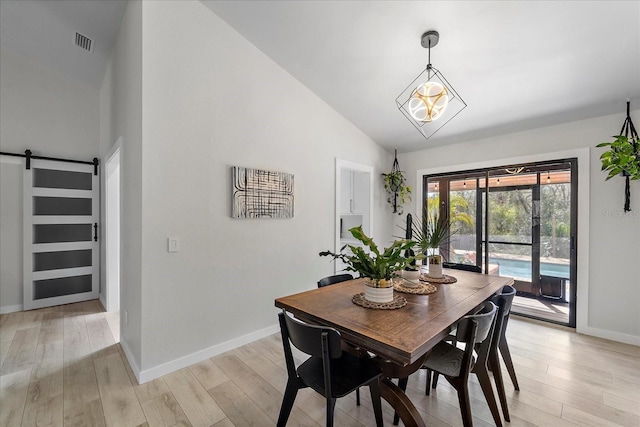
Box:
129;323;280;384
1;304;23;314
120;339;142;383
577;325;640;346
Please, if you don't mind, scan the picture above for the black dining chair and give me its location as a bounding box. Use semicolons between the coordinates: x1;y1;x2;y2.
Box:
443;262;482;273
427;286;518;423
276;311;383;427
486;284;518;422
393;301;498;427
492;285;520;392
424;301;499;427
317;273;353;288
317;272;363;405
425;292;516;426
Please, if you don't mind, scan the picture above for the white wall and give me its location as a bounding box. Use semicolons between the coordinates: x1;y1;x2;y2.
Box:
99;0;144;373
0;158;22;313
100;0;393;382
398;111;640;345
0;46;100;313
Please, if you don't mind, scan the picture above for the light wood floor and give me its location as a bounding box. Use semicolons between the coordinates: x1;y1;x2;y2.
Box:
512;296;570;324
1;300;639;427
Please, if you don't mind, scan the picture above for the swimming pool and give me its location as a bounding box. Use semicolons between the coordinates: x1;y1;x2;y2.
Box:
491;257;569;280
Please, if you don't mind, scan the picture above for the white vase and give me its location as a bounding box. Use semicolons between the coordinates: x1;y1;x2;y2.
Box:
428;255;443;278
364;279;394;303
401;269;420;287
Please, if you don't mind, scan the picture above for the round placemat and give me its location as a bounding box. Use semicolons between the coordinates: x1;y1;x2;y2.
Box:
393;280;437;295
352;293;407;309
419;274;457;284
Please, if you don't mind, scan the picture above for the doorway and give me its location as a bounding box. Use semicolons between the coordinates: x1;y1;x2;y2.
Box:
335;159;374;274
424;159;577;326
105;146;120;313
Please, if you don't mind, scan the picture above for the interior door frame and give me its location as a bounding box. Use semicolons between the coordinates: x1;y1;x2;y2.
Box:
335;159;374;274
104;143;121;312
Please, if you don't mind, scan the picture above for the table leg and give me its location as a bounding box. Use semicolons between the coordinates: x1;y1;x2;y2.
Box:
381;377;424;427
375;355;428;427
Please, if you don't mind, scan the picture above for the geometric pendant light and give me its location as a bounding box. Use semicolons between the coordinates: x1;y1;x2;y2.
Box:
396;31;467;141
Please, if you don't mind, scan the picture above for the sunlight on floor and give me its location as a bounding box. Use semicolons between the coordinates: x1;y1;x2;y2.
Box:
104;310;120;342
512;295;569;324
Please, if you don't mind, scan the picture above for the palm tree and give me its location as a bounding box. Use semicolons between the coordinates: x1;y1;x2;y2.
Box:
427;194;473;230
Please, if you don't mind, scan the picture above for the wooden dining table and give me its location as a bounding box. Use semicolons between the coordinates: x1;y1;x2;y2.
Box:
274;269;514;427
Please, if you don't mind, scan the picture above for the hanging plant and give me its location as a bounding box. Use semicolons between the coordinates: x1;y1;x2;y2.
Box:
382;149;412;215
596;100;639;212
597;135;640;180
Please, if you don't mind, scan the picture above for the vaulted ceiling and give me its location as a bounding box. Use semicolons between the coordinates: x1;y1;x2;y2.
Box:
2;1;639;153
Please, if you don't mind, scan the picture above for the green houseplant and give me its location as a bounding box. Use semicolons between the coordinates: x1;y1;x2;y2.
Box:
382;170;412;215
383;149;412;215
596;135;640;181
320;226;418;286
410;209;453;278
597;100;639;212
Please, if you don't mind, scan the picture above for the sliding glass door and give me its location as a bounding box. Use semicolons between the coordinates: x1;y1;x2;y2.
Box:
424;160;577;326
484;170;538;297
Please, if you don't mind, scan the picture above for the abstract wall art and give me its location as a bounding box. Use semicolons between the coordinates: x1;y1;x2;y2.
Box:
232;166;294;219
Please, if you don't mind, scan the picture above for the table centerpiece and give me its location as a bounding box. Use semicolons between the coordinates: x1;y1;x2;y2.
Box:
410;209;453;279
320;226;419;302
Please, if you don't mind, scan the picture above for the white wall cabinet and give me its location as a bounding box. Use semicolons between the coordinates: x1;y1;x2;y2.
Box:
340;170;369;214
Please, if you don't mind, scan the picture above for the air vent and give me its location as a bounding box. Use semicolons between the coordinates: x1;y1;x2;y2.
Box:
75;32;94;53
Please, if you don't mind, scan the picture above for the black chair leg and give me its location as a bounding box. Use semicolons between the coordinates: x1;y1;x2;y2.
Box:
426;368;432;396
454;381;473;427
356;388;360;405
392;377;408;425
432;371;440;389
368;378;384;427
490;353;510;422
499;337;520;391
326;396;337;427
476;368;503;427
277;380;300;427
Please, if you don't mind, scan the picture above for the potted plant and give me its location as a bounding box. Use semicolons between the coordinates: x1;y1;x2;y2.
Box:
319;226;419;302
398;213;421;286
401;249;421;287
596;135;640;181
383;149;412;215
410;209;453;279
382;170;412;215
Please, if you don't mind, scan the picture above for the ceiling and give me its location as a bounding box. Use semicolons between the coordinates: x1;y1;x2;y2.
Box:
203;1;640;152
2;1;639;153
0;0;127;88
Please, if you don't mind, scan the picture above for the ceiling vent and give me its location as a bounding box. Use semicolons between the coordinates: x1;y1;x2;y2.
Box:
74;32;94;53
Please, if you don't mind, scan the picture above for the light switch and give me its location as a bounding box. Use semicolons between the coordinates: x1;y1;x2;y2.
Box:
168;237;179;252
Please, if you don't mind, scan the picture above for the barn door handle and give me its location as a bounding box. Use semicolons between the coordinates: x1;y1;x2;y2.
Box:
94;223;98;242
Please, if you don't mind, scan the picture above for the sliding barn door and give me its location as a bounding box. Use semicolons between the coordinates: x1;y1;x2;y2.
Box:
23;159;99;310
